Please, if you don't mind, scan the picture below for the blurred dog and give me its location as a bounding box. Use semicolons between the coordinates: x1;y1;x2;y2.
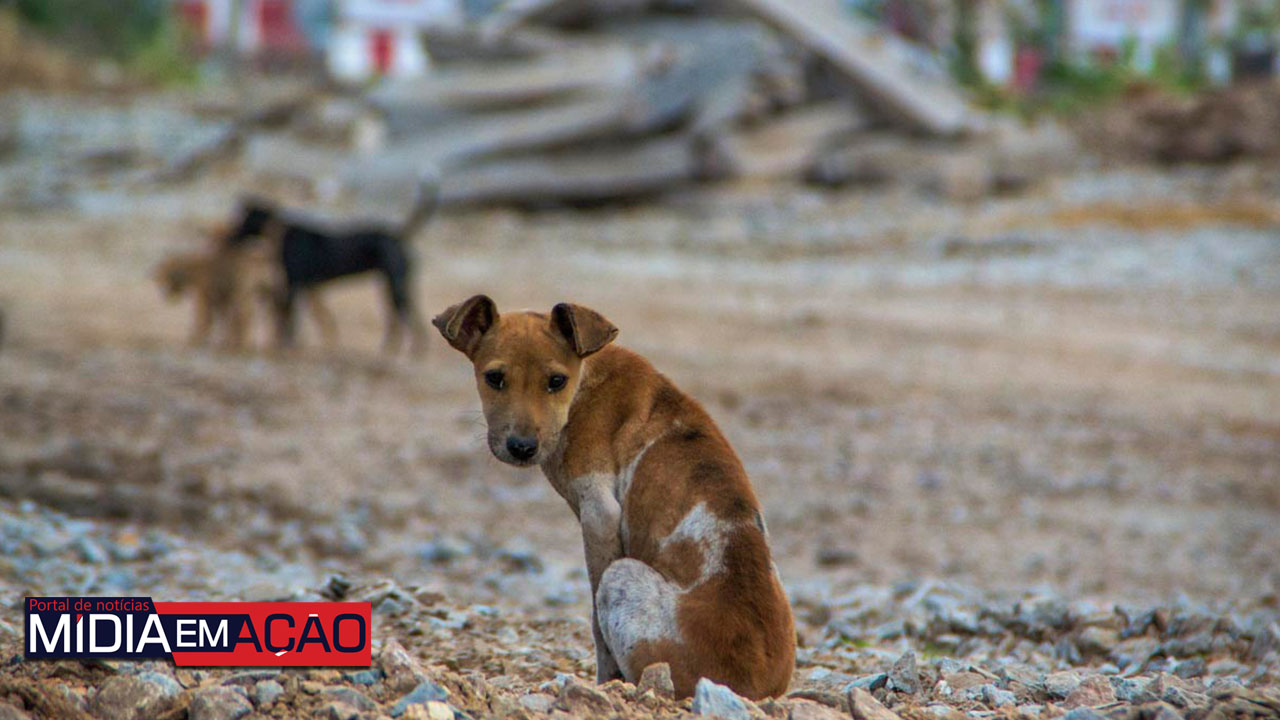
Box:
153;228;315;350
222;178;439;354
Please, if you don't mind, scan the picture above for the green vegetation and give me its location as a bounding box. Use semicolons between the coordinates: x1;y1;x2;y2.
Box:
7;0;197;84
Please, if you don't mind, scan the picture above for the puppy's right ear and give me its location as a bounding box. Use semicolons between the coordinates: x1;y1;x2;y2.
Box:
433;295;498;358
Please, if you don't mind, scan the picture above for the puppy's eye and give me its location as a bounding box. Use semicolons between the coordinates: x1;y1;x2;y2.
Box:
547;374;568;392
483;370;505;390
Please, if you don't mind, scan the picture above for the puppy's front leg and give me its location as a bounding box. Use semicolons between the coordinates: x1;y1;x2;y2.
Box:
575;480;624;683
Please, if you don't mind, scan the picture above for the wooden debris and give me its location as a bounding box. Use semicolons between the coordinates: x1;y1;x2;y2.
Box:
713;101;866;180
370;41;640;111
727;0;979;136
440;135;698;205
190;0;1038;205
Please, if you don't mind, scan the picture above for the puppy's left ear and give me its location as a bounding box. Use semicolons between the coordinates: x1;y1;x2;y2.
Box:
551;303;618;358
433;294;498;358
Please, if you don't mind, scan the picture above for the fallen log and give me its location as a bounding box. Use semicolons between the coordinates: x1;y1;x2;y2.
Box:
370;41;640;111
439;135;698;205
808;133;994;201
726;0;979;136
712;100;867;180
478;0;650;37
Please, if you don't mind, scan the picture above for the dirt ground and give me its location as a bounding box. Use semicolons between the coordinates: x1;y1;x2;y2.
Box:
0;145;1278;718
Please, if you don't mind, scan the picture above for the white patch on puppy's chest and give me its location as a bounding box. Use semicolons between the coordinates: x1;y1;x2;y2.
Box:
659;501;731;586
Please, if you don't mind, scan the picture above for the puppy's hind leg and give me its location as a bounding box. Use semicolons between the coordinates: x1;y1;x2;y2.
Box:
306;291;339;348
595;559;682;683
189;294;213;347
226;294;251;351
382;278;411;355
276;287;299;348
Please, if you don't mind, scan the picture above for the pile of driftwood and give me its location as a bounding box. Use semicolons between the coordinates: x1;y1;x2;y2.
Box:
245;0;1076;206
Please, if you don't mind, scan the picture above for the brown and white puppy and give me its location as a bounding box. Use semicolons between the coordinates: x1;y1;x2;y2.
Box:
434;295;795;700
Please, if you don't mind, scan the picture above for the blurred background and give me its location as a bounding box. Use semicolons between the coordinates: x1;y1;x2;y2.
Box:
0;0;1278;718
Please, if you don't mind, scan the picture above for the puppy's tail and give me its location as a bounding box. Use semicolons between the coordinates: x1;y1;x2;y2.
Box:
400;169;442;242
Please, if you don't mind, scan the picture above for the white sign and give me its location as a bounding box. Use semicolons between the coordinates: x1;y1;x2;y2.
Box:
1068;0;1180;69
337;0;462;28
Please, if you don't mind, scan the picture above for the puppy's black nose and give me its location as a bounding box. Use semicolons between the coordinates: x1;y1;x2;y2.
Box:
506;436;538;461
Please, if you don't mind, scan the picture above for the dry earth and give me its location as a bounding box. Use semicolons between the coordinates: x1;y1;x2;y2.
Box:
0;149;1278;720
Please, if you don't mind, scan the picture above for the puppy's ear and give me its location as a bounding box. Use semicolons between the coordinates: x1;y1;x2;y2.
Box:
433;295;498;357
551;303;618;358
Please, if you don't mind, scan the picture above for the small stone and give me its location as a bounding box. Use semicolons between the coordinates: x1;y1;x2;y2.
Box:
418;536;471;563
1075;627;1119;656
1208;677;1245;693
518;693;555;712
497;544;545;573
1161;684;1208;709
983;685;1017;708
1063;676;1115;709
757;698;787;719
888;650;919;694
638;662;676;699
321;686;375;711
1045;671;1082;700
48;683;88;714
380;638;428;693
785;689;843;708
1060;709;1106;720
390;681;450;718
788;698;847;719
1173;658;1206;679
557;680;613;713
74;536;108;564
254;680;284;708
848;687;903;720
221;670;280;687
600;678;635;699
90;674;180;720
537;673;574;694
300;681;323;694
815;547;860;567
692;678;752;720
1141;703;1183;720
404;704;455;720
324;703;360;720
188;687;253;720
0;704;31;720
1110;676;1155;704
848;673;889;692
344;669;384;686
136;672;182;699
423;701;454;720
942;672;987;692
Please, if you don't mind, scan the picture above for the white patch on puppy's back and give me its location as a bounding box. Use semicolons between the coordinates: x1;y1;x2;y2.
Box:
659;501;731;586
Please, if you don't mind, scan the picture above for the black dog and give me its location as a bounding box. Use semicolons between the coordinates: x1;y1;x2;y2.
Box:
224;180;439;353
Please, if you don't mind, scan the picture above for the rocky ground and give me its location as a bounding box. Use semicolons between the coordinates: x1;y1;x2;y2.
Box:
0;103;1278;719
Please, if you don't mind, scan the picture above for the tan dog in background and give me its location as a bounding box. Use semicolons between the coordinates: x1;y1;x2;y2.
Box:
434;295;795;699
153;225;325;350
